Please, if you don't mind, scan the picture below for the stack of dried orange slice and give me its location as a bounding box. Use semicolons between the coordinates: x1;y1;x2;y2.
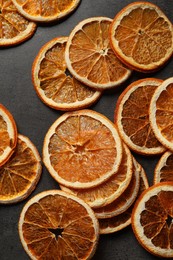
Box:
0;103;42;204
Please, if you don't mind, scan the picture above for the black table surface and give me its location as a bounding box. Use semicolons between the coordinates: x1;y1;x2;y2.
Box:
0;0;173;259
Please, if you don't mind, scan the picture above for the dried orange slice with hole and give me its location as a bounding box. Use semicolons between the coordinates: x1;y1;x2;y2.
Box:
99;161;149;234
110;2;173;72
18;190;99;259
154;151;173;184
60;143;133;208
0;103;17;167
114;78;165;155
43;109;123;189
0;134;42;204
149;77;173;152
65;17;131;89
132;182;173;258
32;37;101;111
94;158;140;219
11;0;80;23
0;0;36;47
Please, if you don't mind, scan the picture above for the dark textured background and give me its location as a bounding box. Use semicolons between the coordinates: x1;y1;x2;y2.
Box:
0;0;173;259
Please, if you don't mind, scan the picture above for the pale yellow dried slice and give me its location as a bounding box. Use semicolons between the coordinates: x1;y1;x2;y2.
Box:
12;0;81;22
65;17;131;89
60;143;133;208
0;134;42;204
0;0;36;46
32;37;101;111
18;190;99;259
0;103;17;167
43;109;123;189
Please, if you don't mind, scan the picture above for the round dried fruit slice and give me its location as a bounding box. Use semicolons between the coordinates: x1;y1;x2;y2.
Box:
65;17;131;89
110;2;173;72
43;109;123;189
99;162;149;234
132;182;173;258
32;37;101;111
115;78;165;155
149;77;173;152
11;0;80;22
0;134;42;204
0;104;17;166
154;151;173;184
94;158;140;219
60;143;133;208
0;0;36;47
18;190;99;259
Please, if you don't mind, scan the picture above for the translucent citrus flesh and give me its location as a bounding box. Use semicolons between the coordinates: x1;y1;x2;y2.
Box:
112;4;173;69
154;83;173;143
60;143;132;208
0;135;41;203
132;183;173;257
0;0;36;45
115;79;164;153
0;114;11;156
45;111;122;188
34;38;100;110
67;18;130;87
19;191;99;259
14;0;79;19
154;152;173;183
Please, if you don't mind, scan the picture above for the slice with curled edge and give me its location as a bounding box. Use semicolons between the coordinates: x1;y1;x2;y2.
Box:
110;2;173;72
0;104;17;167
11;0;81;23
18;190;99;259
65;17;131;89
114;78;165;155
0;134;42;204
60;143;133;208
132;182;173;258
32;37;101;111
43;109;123;189
99;161;149;234
0;0;36;47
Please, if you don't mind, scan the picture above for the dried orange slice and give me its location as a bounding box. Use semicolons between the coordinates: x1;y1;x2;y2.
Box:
43;109;123;189
150;77;173;152
110;2;173;72
18;190;99;259
60;143;133;208
0;103;17;167
99;161;149;234
0;134;41;204
32;37;101;111
65;17;131;89
0;0;36;47
115;78;165;155
154;151;173;184
95;158;140;219
132;182;173;258
12;0;80;22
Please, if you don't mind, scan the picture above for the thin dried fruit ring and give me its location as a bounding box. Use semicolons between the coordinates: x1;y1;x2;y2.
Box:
60;143;133;208
0;134;42;204
110;2;173;72
11;0;81;23
0;0;36;47
132;182;173;258
149;77;173;152
18;190;99;259
114;78;165;155
32;37;101;111
65;17;131;89
154;151;173;184
43;109;123;189
0;104;17;166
